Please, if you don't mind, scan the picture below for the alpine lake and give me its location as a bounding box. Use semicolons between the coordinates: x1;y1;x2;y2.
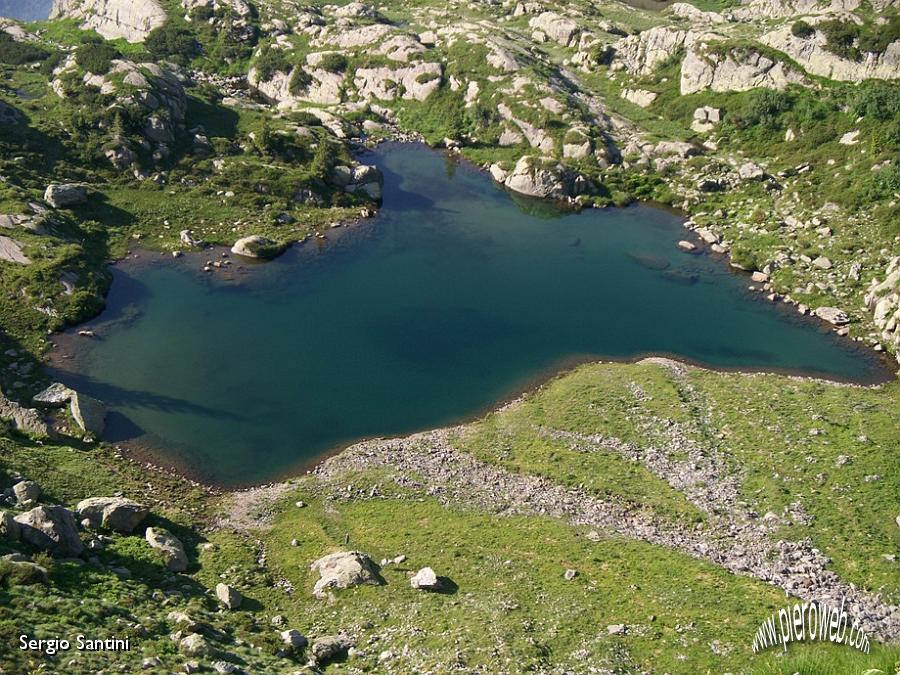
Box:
51;144;889;486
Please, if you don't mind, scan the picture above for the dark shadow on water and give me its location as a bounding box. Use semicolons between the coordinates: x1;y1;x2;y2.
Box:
102;410;146;442
45;370;247;422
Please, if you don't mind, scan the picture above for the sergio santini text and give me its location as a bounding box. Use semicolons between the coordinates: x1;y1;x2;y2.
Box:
19;633;131;655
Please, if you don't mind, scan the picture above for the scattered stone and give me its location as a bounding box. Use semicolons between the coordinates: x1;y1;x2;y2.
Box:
410;566;442;591
677;240;696;252
607;624;627;635
179;633;211;657
146;527;188;572
564;568;578;581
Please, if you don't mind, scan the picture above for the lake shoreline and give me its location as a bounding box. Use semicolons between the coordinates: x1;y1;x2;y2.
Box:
42;143;897;491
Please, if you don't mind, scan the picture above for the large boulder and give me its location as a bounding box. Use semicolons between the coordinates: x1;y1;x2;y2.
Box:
528;12;580;46
43;184;87;208
215;582;242;609
814;306;850;326
76;497;149;533
494;156;593;200
310;551;381;598
0;391;50;437
310;634;354;666
344;164;384;201
12;480;42;507
14;506;83;557
68;391;106;435
0;510;20;541
50;0;167;42
145;527;188;571
230;235;283;260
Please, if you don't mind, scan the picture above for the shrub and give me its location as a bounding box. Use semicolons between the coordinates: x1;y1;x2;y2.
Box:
820;20;861;61
0;33;49;65
75;42;120;75
254;45;291;81
850;83;900;121
858;14;900;54
145;24;199;63
317;53;348;72
791;20;815;39
734;89;794;129
288;67;312;95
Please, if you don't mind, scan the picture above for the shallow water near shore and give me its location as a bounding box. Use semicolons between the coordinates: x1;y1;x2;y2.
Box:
52;143;888;486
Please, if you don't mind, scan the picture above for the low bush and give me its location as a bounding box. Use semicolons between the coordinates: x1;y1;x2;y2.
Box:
146;24;199;63
75;42;120;75
791;20;815;39
0;33;48;65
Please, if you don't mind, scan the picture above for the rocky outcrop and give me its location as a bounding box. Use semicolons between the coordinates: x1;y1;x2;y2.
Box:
14;505;83;557
13;480;41;507
680;45;807;95
76;497;148;533
331;164;384;201
33;383;105;435
491;155;595;200
691;105;722;133
761;28;900;82
0;391;49;437
612;27;694;75
248;64;344;108
353;61;442;102
50;0;166;42
310;551;381;598
145;526;188;571
529;12;580;47
0;236;30;264
865;256;900;362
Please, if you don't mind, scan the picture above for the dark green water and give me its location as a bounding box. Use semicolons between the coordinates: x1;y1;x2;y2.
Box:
56;144;885;486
